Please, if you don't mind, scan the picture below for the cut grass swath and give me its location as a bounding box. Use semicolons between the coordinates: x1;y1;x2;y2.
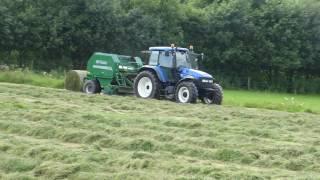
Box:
0;83;320;179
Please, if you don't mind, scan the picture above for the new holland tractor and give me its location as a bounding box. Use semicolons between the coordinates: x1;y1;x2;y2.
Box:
134;46;223;105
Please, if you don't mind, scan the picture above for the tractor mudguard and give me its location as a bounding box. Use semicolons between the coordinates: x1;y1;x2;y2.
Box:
177;76;196;85
139;65;167;82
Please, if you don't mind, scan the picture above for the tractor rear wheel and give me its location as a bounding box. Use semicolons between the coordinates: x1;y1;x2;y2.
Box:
83;80;101;94
201;83;223;105
134;71;160;99
175;81;198;103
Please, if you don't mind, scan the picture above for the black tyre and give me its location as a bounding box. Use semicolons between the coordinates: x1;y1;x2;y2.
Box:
175;81;198;103
134;71;160;99
201;83;223;105
83;80;101;94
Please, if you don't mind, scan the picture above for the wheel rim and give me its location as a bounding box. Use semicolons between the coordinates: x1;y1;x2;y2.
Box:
137;77;153;98
178;87;190;103
203;97;213;104
85;83;94;94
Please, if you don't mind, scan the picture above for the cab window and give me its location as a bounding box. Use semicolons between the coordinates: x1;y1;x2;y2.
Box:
149;51;159;65
176;52;191;68
159;51;174;68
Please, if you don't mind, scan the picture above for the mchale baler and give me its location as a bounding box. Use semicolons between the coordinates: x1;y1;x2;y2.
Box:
65;52;143;95
84;53;143;94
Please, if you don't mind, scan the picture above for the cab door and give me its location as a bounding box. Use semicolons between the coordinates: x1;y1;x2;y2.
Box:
158;51;176;82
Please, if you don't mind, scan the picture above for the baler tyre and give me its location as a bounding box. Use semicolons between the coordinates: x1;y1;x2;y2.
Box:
175;81;198;104
201;83;223;105
83;80;101;94
134;71;160;99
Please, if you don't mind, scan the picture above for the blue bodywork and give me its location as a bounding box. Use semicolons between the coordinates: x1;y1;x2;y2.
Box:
139;65;214;83
178;67;213;80
139;65;168;82
141;47;214;83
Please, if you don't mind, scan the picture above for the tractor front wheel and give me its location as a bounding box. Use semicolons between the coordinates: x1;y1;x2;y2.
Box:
201;83;223;105
83;80;101;94
175;81;198;103
134;71;160;99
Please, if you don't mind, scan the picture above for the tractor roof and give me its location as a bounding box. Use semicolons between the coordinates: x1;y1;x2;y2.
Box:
149;47;189;52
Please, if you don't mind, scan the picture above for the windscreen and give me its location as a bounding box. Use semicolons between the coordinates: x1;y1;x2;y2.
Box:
176;51;198;69
188;52;199;70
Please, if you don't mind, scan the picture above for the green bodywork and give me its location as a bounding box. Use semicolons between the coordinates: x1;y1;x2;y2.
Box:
86;52;143;94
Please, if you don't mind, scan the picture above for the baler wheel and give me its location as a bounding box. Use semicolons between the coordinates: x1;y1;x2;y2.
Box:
83;80;101;94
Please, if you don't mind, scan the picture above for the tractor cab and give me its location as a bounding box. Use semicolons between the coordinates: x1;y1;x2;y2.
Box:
145;46;199;69
135;45;223;105
144;46;211;82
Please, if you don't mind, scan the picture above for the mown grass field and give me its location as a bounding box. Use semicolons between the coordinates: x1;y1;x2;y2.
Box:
1;70;320;114
0;82;320;179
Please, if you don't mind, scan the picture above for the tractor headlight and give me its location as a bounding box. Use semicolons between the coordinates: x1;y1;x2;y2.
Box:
201;79;214;83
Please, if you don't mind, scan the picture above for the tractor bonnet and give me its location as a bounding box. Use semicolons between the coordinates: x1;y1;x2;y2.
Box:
179;67;213;80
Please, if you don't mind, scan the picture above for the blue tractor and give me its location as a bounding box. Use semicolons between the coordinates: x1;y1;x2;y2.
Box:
134;46;223;105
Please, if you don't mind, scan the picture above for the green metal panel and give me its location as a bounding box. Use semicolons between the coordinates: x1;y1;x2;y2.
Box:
85;52;143;95
87;52;120;79
117;55;143;73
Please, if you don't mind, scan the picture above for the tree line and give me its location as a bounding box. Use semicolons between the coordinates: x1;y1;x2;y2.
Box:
0;0;320;93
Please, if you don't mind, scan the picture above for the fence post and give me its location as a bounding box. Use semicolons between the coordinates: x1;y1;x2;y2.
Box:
247;76;251;90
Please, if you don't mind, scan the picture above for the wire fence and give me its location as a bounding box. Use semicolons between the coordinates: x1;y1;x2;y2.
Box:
214;74;320;94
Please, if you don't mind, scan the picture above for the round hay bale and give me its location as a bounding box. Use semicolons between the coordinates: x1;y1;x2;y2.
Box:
64;70;88;92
